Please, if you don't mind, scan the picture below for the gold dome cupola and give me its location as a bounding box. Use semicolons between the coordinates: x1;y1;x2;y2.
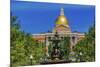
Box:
53;8;71;33
56;8;69;27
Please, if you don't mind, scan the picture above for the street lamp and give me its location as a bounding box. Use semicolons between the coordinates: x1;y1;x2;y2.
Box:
80;52;82;56
79;52;82;62
30;55;33;65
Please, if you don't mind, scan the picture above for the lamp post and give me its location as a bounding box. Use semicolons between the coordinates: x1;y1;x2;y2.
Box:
76;52;83;62
30;55;33;65
79;52;82;62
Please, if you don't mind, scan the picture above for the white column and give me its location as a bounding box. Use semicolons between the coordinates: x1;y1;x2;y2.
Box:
45;36;49;57
70;36;73;52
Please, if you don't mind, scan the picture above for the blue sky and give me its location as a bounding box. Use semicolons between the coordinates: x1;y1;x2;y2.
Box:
11;1;95;34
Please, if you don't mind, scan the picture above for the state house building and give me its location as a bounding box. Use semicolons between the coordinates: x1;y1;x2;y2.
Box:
32;8;85;56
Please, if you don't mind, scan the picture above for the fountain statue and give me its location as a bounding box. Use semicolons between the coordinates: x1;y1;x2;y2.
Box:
49;32;63;60
40;32;70;64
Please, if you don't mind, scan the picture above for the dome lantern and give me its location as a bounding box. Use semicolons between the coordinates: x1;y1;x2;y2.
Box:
60;8;64;16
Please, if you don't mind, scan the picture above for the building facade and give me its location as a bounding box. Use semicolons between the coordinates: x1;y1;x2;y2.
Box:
32;8;85;56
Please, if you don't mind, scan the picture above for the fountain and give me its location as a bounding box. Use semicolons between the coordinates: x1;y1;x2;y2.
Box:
40;32;71;64
49;32;63;60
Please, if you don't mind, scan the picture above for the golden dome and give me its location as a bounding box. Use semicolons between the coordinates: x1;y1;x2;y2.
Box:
56;8;69;26
56;15;68;25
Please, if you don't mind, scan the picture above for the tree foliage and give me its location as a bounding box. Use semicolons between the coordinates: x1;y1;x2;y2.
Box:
74;24;95;62
61;37;70;59
10;16;45;67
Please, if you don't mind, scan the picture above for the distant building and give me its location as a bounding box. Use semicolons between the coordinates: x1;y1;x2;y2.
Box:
32;8;85;56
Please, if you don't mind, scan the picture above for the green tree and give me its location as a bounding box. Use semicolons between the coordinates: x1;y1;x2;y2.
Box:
74;25;95;62
10;16;45;67
61;37;70;59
